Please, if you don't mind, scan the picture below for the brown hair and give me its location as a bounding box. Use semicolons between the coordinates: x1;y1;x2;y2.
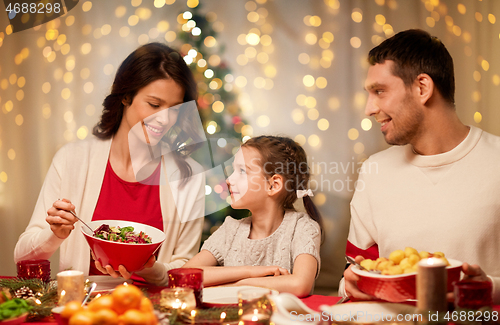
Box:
93;43;202;186
368;29;455;106
242;136;323;230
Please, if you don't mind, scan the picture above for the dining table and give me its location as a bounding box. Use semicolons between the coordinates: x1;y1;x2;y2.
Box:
0;276;498;324
20;291;340;324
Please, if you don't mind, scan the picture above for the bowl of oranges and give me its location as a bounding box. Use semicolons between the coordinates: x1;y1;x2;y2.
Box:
52;284;158;325
351;247;462;302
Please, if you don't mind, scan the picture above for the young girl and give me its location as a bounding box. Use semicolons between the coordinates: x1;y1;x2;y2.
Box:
183;136;322;297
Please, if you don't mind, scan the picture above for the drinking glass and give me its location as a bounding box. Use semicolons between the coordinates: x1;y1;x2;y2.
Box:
160;287;196;311
167;268;203;307
238;288;273;325
16;259;51;282
454;280;492;309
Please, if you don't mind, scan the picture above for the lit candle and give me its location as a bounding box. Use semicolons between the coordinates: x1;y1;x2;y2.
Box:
160;288;196;311
417;258;447;313
57;270;84;306
190;309;196;324
239;312;271;325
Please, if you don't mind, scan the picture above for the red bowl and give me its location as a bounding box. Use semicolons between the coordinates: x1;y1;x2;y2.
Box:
82;220;166;273
352;258;462;302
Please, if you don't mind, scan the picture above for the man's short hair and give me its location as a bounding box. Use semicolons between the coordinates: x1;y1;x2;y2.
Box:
368;29;455;106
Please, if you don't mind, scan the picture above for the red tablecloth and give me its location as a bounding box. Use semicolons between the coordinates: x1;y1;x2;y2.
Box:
301;295;340;311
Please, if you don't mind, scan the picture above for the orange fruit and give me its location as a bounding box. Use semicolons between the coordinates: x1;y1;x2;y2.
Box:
92;308;119;325
88;295;114;311
145;312;159;325
111;284;143;315
139;297;154;313
119;309;149;325
68;310;94;325
61;301;84;319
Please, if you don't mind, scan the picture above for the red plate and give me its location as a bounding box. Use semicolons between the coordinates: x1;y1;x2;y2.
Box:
0;313;28;325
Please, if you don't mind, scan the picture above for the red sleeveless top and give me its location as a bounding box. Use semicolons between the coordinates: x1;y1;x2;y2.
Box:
89;160;163;276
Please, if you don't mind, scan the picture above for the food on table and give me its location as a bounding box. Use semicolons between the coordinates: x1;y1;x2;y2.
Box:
88;295;113;312
0;298;31;321
359;247;450;275
61;301;83;320
110;284;143;315
93;224;152;244
61;284;157;325
0;289;11;304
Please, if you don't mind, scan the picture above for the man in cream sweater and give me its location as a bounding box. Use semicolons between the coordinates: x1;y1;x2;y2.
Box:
340;29;500;303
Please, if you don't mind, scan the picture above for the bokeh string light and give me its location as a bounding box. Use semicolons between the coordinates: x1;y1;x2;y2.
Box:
0;1;498;183
0;2;499;286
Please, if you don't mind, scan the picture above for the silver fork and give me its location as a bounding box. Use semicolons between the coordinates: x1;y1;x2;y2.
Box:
68;210;94;234
345;255;381;274
336;296;350;304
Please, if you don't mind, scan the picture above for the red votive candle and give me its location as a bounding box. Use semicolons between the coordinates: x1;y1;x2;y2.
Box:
167;268;203;307
454;280;492;309
16;259;51;282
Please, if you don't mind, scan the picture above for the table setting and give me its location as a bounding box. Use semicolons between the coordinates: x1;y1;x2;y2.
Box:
1;258;499;325
2;224;499;324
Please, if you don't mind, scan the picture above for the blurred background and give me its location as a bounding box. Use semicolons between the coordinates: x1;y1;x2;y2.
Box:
0;0;499;294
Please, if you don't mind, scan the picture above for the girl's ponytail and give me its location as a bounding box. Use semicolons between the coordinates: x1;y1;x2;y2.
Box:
303;195;323;231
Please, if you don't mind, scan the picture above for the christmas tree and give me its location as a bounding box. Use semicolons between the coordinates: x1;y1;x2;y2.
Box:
175;3;250;237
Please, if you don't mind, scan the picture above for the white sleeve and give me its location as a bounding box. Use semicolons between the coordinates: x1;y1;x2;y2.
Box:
489;275;500;304
338;277;347;297
14;147;66;262
200;217;233;266
291;216;321;276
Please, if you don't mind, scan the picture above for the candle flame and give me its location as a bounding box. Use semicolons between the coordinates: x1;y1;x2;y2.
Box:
60;290;66;296
191;310;196;317
424;257;445;266
172;298;182;309
220;312;226;320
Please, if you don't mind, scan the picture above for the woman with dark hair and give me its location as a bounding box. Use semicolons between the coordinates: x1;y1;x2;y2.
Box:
14;43;205;285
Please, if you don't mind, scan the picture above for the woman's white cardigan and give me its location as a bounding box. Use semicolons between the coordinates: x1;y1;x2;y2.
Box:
14;137;205;285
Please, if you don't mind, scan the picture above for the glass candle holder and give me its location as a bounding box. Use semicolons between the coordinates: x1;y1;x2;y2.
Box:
454;280;492;310
160;287;196;311
238;288;273;325
57;270;85;306
16;259;51;282
167;268;203;307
